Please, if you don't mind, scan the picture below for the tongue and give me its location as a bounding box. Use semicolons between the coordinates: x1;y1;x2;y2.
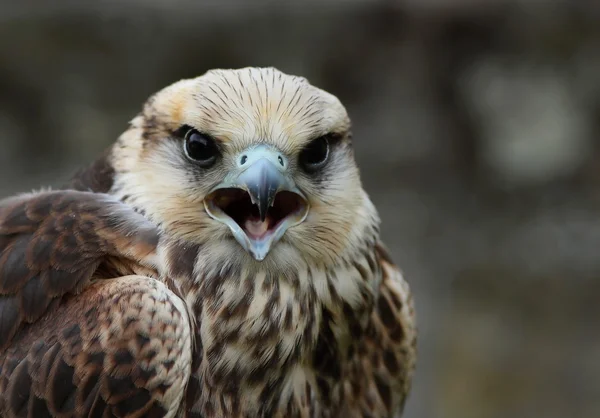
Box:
244;217;270;238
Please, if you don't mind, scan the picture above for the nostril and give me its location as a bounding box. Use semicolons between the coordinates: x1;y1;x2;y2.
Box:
240;155;248;165
278;156;284;167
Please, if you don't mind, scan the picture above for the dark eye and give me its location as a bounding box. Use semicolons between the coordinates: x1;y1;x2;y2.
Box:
299;136;330;172
183;128;219;167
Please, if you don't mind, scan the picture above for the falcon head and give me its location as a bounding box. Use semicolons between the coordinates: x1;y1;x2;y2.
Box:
110;67;378;267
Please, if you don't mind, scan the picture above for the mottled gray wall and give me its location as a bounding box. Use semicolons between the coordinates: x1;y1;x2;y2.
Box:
1;1;599;417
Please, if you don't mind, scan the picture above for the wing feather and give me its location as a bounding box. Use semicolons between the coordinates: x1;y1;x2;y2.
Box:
0;276;192;418
0;190;160;351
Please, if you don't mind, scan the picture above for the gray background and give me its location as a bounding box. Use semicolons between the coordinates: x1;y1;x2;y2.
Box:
1;1;599;417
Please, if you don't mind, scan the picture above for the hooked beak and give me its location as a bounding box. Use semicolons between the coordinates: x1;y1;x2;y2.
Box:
204;145;309;261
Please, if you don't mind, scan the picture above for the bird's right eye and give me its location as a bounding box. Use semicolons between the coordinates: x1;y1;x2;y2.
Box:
182;127;220;168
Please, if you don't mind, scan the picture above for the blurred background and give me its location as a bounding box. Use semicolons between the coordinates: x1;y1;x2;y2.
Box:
1;1;599;417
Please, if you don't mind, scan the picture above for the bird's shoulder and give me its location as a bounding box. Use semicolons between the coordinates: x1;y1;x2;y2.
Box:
0;189;160;351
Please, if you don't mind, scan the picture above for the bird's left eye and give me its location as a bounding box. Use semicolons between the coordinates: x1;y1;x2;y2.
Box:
183;128;220;168
299;135;330;172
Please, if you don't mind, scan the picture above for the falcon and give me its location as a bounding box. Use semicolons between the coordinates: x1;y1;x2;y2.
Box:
0;67;416;417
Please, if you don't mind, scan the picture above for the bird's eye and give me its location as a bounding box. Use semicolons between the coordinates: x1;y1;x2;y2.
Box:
183;128;219;167
299;136;330;172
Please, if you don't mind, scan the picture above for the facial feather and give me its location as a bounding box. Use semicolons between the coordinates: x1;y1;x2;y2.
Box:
110;66;373;269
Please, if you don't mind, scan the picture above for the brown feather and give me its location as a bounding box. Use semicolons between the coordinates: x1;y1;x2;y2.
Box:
68;148;116;193
0;191;160;351
0;276;192;418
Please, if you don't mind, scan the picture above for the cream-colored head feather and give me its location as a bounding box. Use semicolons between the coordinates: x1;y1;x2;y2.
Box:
111;67;379;272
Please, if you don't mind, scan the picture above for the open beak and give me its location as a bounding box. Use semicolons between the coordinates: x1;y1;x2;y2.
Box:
204;145;309;261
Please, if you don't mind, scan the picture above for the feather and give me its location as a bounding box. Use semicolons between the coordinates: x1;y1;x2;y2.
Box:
0;67;416;417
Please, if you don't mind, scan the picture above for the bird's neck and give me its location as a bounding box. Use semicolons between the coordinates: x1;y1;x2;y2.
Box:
162;238;381;416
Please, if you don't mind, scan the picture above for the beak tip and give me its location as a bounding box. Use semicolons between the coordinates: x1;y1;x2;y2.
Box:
250;245;268;261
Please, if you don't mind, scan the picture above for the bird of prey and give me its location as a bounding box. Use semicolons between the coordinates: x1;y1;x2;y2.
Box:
0;67;416;417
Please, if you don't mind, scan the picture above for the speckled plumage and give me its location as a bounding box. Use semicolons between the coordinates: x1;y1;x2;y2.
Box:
0;67;416;417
